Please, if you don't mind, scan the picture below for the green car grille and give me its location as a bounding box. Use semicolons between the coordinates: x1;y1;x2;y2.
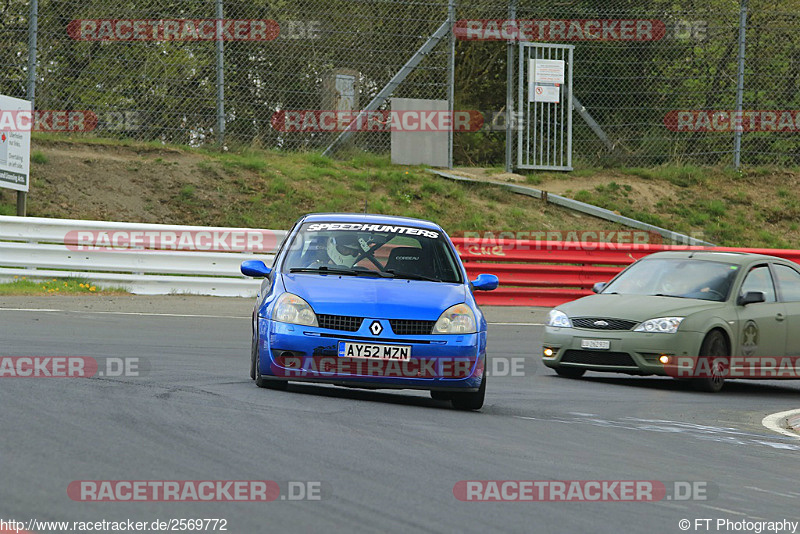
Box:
571;318;638;330
562;350;637;367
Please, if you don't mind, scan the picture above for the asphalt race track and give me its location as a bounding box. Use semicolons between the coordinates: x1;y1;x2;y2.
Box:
2;296;799;534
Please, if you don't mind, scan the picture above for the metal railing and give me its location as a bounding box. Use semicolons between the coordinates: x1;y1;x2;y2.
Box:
0;216;284;296
3;216;800;305
454;239;800;306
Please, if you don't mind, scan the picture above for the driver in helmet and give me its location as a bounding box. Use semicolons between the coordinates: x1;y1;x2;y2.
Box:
305;233;362;268
326;233;362;267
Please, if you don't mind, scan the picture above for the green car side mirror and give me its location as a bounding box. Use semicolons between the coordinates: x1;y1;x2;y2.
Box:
592;282;607;294
737;291;765;306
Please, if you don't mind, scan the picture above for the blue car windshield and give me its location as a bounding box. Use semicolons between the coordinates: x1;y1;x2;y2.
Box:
602;258;739;302
281;222;463;284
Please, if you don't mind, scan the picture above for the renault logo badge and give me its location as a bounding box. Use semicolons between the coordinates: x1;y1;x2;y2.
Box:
369;321;383;335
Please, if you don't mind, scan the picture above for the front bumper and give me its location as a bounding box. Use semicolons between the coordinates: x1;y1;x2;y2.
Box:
541;326;705;376
258;318;486;390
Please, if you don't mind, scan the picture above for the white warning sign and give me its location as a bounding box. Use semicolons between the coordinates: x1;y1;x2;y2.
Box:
0;94;31;192
528;59;565;103
533;85;560;103
533;59;565;84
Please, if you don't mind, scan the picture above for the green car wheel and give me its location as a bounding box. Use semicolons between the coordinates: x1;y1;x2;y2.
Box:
555;367;586;379
692;330;729;393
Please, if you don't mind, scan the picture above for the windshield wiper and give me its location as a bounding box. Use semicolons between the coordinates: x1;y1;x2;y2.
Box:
384;269;441;282
289;266;391;277
290;267;358;276
652;293;692;299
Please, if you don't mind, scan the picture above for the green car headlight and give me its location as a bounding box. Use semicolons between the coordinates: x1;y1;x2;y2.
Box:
547;310;572;328
633;317;684;334
272;293;319;327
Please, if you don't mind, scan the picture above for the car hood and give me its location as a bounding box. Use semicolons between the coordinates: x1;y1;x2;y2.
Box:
281;273;466;319
557;294;725;322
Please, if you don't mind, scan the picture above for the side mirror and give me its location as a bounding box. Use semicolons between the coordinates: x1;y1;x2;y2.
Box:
737;291;765;306
592;282;608;294
471;273;499;291
241;260;271;278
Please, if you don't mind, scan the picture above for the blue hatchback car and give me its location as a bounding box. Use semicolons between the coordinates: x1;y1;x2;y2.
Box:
241;213;499;410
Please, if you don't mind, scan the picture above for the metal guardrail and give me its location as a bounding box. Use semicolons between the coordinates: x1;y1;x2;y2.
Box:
0;216;285;297
455;239;800;306
3;216;800;306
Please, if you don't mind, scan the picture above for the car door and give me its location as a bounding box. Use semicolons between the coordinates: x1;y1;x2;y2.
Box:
772;263;800;357
733;264;786;367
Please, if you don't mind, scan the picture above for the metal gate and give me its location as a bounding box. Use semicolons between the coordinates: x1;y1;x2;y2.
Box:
517;43;574;171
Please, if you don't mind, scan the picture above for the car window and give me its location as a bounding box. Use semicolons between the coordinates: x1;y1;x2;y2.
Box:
602;258;737;301
273;222;299;272
365;236;421;269
774;264;800;302
740;265;776;303
281;222;462;283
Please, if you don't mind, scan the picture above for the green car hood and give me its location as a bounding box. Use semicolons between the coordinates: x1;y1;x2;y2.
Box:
557;294;726;322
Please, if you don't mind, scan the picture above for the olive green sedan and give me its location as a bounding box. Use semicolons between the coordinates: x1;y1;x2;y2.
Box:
542;251;800;392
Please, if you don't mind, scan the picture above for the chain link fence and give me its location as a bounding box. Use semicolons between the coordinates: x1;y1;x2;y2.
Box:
456;0;800;167
2;0;799;166
1;0;452;153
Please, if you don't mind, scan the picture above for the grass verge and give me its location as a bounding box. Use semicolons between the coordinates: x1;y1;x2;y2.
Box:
0;277;130;296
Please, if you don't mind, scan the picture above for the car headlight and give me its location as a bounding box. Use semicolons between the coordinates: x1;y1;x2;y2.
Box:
633;317;684;334
547;309;572;328
433;304;477;334
272;293;318;326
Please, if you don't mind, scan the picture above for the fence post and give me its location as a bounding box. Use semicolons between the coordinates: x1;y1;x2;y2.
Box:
733;0;748;169
216;0;226;147
447;0;456;169
20;0;38;217
505;0;517;173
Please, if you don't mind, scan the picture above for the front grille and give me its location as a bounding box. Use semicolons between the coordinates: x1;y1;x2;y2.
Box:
572;318;638;331
318;332;432;344
561;350;637;367
389;319;436;336
317;314;363;332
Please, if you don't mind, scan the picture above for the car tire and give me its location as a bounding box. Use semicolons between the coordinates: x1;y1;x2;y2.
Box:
250;334;258;380
555;367;586;379
692;330;728;393
254;342;288;391
430;390;452;401
451;373;486;411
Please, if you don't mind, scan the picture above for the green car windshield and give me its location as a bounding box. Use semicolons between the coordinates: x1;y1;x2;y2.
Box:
602;258;738;302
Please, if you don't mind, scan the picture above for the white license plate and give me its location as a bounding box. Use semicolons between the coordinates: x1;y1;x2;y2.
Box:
581;339;610;350
338;342;411;361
